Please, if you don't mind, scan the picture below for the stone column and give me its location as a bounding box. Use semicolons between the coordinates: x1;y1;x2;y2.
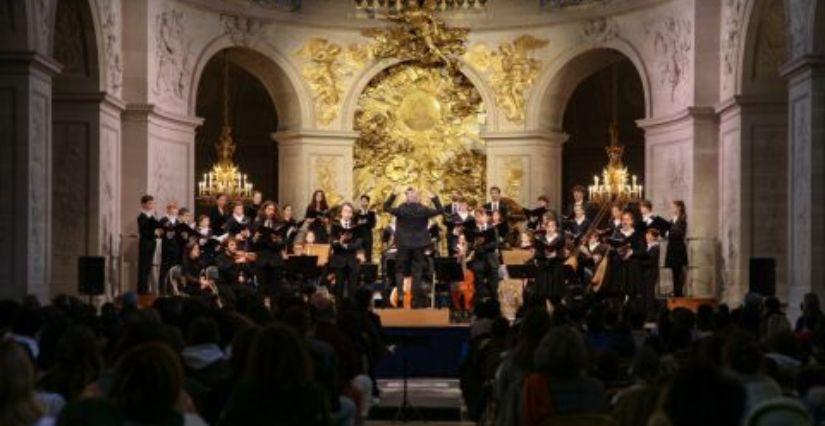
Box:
0;52;61;301
273;130;357;210
121;104;202;292
781;55;825;315
715;95;789;306
637;107;718;298
52;93;125;297
483;131;567;210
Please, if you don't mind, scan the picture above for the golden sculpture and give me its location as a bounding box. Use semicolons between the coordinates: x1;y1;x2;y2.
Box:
502;157;525;202
295;38;368;125
354;62;486;217
464;35;549;123
362;0;469;70
314;156;344;206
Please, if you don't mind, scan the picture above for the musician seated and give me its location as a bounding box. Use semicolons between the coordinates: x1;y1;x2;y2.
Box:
451;233;474;319
518;231;534;250
215;237;256;287
468;209;500;303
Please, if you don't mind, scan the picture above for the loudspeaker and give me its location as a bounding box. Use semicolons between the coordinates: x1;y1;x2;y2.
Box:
749;257;776;296
78;256;105;296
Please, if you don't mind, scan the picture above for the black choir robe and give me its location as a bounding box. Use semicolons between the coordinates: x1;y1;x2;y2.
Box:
468;225;500;302
533;232;566;300
640;242;661;317
444;212;475;255
355;209;377;262
609;229;646;297
523;206;548;231
158;216;182;287
137;212;159;293
224;214;250;236
305;205;330;243
209;206;231;235
483;201;508;218
330;221;364;299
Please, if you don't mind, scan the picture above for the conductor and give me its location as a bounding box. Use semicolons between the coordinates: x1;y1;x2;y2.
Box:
384;186;443;308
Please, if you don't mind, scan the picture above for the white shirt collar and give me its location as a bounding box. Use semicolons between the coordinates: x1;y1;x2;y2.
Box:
142;210;154;217
166;215;177;223
648;241;659;250
233;214;245;222
575;216;586;225
621;228;634;237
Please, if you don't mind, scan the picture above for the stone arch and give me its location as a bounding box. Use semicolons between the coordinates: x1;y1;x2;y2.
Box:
527;40;652;132
813;0;825;54
340;57;499;132
187;37;311;131
52;0;101;93
738;0;788;96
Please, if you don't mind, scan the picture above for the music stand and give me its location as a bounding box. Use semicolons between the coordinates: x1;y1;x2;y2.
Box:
506;264;536;280
285;255;320;291
433;258;464;309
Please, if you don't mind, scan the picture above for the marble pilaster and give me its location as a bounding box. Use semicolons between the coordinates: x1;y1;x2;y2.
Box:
483;131;568;211
120;104;201;292
781;54;825;318
638;107;718;298
0;52;61;301
272;130;357;210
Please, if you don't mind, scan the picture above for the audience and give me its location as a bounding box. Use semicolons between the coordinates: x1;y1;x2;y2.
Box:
4;285;825;426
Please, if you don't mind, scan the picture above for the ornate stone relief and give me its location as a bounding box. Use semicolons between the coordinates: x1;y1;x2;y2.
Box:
100;127;119;290
32;0;56;55
721;0;744;91
97;0;123;95
153;6;192;102
581;17;619;43
295;38;368;126
789;0;812;59
221;14;263;46
313;155;343;205
646;17;692;101
29;94;49;284
464;35;549;124
502;157;525;202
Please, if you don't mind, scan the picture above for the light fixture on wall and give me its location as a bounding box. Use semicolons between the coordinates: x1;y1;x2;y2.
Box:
197;51;254;201
587;64;643;203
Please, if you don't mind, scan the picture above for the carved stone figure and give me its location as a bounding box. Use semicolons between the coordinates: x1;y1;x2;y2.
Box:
153;6;191;101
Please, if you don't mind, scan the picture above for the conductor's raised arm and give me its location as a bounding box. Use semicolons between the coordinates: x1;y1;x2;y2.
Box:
383;193;398;215
427;196;443;218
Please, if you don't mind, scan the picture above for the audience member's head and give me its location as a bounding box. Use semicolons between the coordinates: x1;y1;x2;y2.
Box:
0;340;45;426
244;325;313;393
659;361;746;426
110;342;184;423
534;326;589;378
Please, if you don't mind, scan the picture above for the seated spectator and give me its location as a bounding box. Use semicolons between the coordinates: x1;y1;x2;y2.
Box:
37;325;102;403
612;347;662;426
724;332;782;415
495;308;551;426
109;342;206;425
0;340;56;426
651;361;746;426
217;324;331;425
524;325;608;425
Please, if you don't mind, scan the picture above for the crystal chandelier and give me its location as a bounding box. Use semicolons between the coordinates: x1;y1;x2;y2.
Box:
587;65;643;204
588;122;643;203
197;51;254;201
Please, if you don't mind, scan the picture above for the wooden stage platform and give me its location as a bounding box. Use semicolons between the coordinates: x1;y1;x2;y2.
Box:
667;297;718;312
376;308;452;327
